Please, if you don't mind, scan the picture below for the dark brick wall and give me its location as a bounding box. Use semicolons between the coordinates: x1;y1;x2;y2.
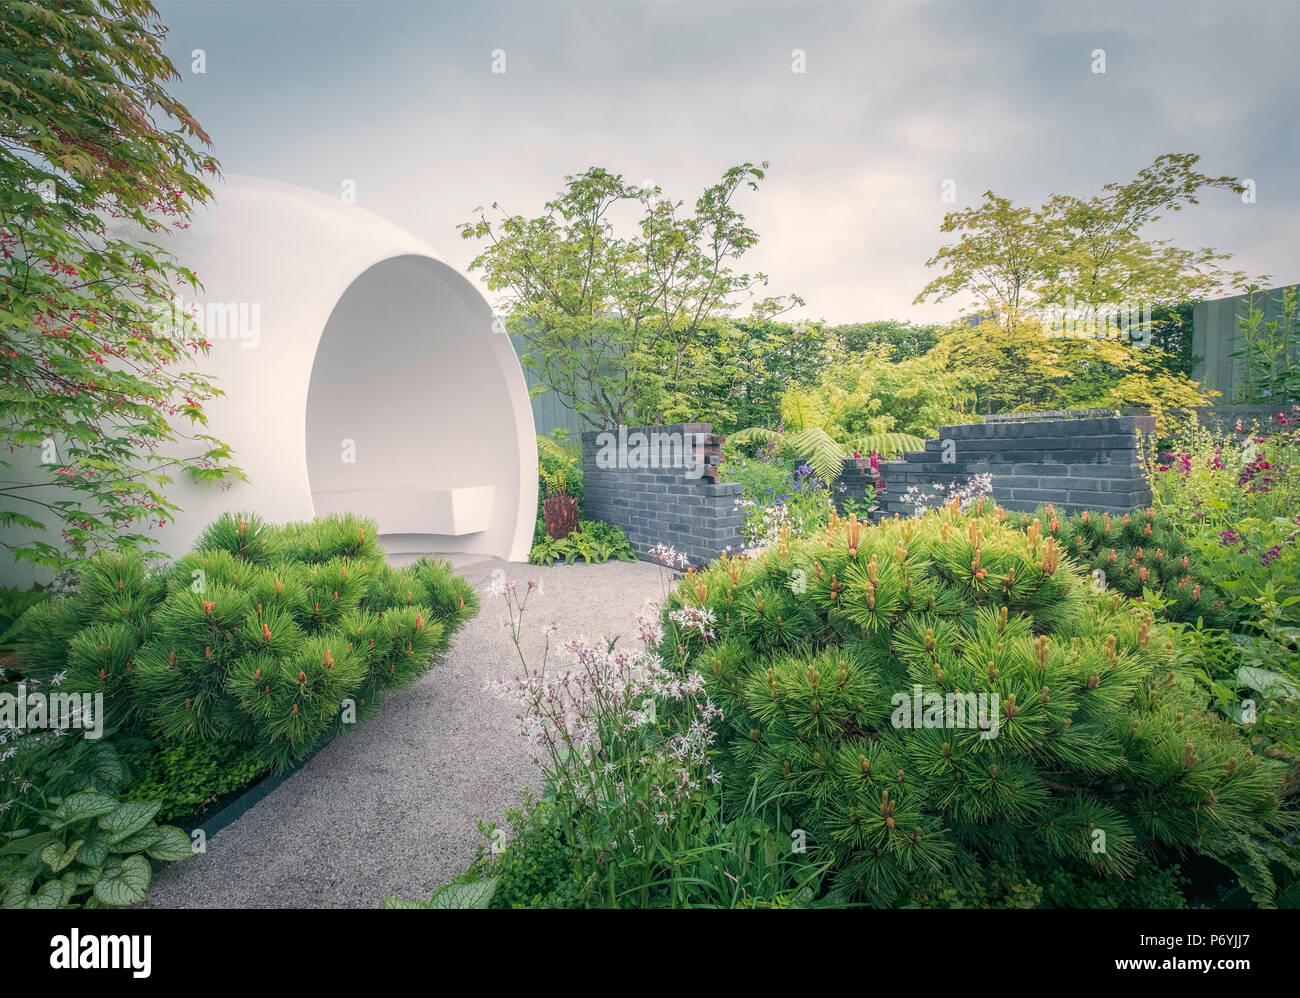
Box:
846;414;1156;520
580;423;743;566
836;457;881;514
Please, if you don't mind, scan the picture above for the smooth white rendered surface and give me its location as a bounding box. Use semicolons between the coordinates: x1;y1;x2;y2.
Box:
122;176;535;563
311;486;496;537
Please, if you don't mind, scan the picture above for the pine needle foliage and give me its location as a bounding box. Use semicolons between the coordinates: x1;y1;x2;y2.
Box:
659;502;1295;906
13;513;478;770
1006;505;1235;629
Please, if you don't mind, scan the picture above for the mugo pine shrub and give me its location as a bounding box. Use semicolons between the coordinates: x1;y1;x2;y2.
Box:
1012;504;1235;629
659;505;1295;906
13;513;479;769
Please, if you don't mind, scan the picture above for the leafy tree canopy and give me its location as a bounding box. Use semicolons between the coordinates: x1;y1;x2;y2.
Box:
915;153;1245;330
0;0;240;572
459;164;802;429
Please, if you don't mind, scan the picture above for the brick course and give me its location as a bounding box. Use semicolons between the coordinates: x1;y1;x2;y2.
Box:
581;424;743;566
839;414;1156;521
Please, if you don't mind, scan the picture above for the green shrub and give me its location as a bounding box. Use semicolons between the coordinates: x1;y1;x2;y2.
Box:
11;512;479;771
658;505;1296;906
909;855;1188;909
0;584;49;656
1007;505;1236;629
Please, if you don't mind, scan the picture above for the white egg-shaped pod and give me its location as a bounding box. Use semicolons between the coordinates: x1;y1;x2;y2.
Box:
133;175;536;563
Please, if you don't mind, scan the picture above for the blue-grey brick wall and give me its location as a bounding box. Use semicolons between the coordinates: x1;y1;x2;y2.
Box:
843;414;1156;521
580;423;743;567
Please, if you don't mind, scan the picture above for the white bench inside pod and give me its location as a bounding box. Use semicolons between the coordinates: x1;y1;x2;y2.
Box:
310;486;495;537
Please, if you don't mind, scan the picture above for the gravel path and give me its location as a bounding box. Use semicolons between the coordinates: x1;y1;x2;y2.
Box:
143;555;669;909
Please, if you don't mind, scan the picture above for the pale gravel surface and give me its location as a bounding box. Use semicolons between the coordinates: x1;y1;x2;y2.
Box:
143;554;668;909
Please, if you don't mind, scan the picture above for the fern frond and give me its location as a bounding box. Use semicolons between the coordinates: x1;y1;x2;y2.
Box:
784;427;849;482
845;432;926;460
726;426;782;450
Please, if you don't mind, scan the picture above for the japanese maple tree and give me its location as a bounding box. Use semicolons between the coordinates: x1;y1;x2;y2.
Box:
0;0;241;573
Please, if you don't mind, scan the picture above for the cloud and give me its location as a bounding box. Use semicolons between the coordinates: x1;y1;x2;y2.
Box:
159;0;1300;321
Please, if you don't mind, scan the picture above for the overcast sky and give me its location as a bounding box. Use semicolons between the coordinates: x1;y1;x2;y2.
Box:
155;0;1300;324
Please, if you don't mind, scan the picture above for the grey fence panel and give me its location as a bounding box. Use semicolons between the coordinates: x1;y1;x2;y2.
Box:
508;333;589;440
1192;284;1298;400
